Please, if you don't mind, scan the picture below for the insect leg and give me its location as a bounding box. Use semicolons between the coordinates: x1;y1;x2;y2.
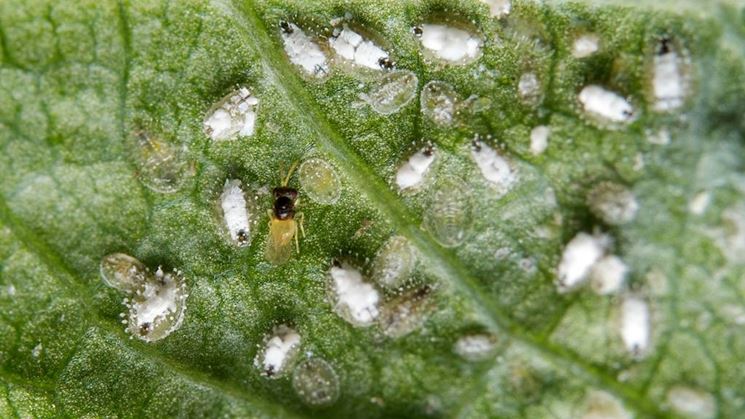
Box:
297;212;305;238
294;221;300;253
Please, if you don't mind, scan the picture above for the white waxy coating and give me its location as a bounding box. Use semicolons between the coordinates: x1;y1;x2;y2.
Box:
587;182;639;226
127;267;188;343
220;179;251;246
281;23;329;77
572;34;600;58
530;126;550;155
557;232;610;293
666;385;716;419
589;255;628;295
396;147;435;190
329;25;388;70
32;343;42;358
620;295;650;357
454;334;497;361
688;191;710;215
480;0;511;18
203;87;259;141
257;326;301;378
518;73;541;103
579;85;635;124
653;49;688;112
330;263;380;326
417;23;482;63
471;141;518;197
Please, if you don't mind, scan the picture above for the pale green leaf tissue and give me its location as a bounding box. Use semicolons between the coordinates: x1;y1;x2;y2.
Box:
1;0;744;417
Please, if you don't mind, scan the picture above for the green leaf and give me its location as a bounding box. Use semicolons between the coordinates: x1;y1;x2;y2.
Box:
1;0;744;417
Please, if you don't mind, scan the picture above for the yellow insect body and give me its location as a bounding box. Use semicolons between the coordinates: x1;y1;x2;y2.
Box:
265;216;298;265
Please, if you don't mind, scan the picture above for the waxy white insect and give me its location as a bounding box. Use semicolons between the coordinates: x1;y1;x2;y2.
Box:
329;25;389;70
579;85;636;125
203;87;259;141
620;295;650;357
255;325;301;378
219;179;253;246
396;145;436;190
556;232;611;293
280;22;329;77
329;262;380;326
471;140;518;197
415;23;482;63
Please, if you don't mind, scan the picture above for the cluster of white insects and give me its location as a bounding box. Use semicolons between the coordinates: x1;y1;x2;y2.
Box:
107;0;704;410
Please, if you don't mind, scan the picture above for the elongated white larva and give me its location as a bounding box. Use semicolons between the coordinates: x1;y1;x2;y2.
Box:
620;295;650;357
220;179;252;246
579;85;635;125
556;232;610;293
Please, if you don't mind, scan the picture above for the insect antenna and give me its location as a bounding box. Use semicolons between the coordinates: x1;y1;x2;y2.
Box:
282;161;300;186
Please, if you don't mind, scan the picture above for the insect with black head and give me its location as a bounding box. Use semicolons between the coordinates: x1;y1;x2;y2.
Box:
265;162;305;264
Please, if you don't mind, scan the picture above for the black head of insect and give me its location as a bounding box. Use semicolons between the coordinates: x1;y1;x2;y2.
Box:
378;56;395;70
273;187;297;220
412;26;423;37
656;37;673;56
139;322;152;336
280;20;293;34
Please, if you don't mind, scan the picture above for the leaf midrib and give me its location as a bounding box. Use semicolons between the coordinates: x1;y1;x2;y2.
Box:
231;1;669;417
